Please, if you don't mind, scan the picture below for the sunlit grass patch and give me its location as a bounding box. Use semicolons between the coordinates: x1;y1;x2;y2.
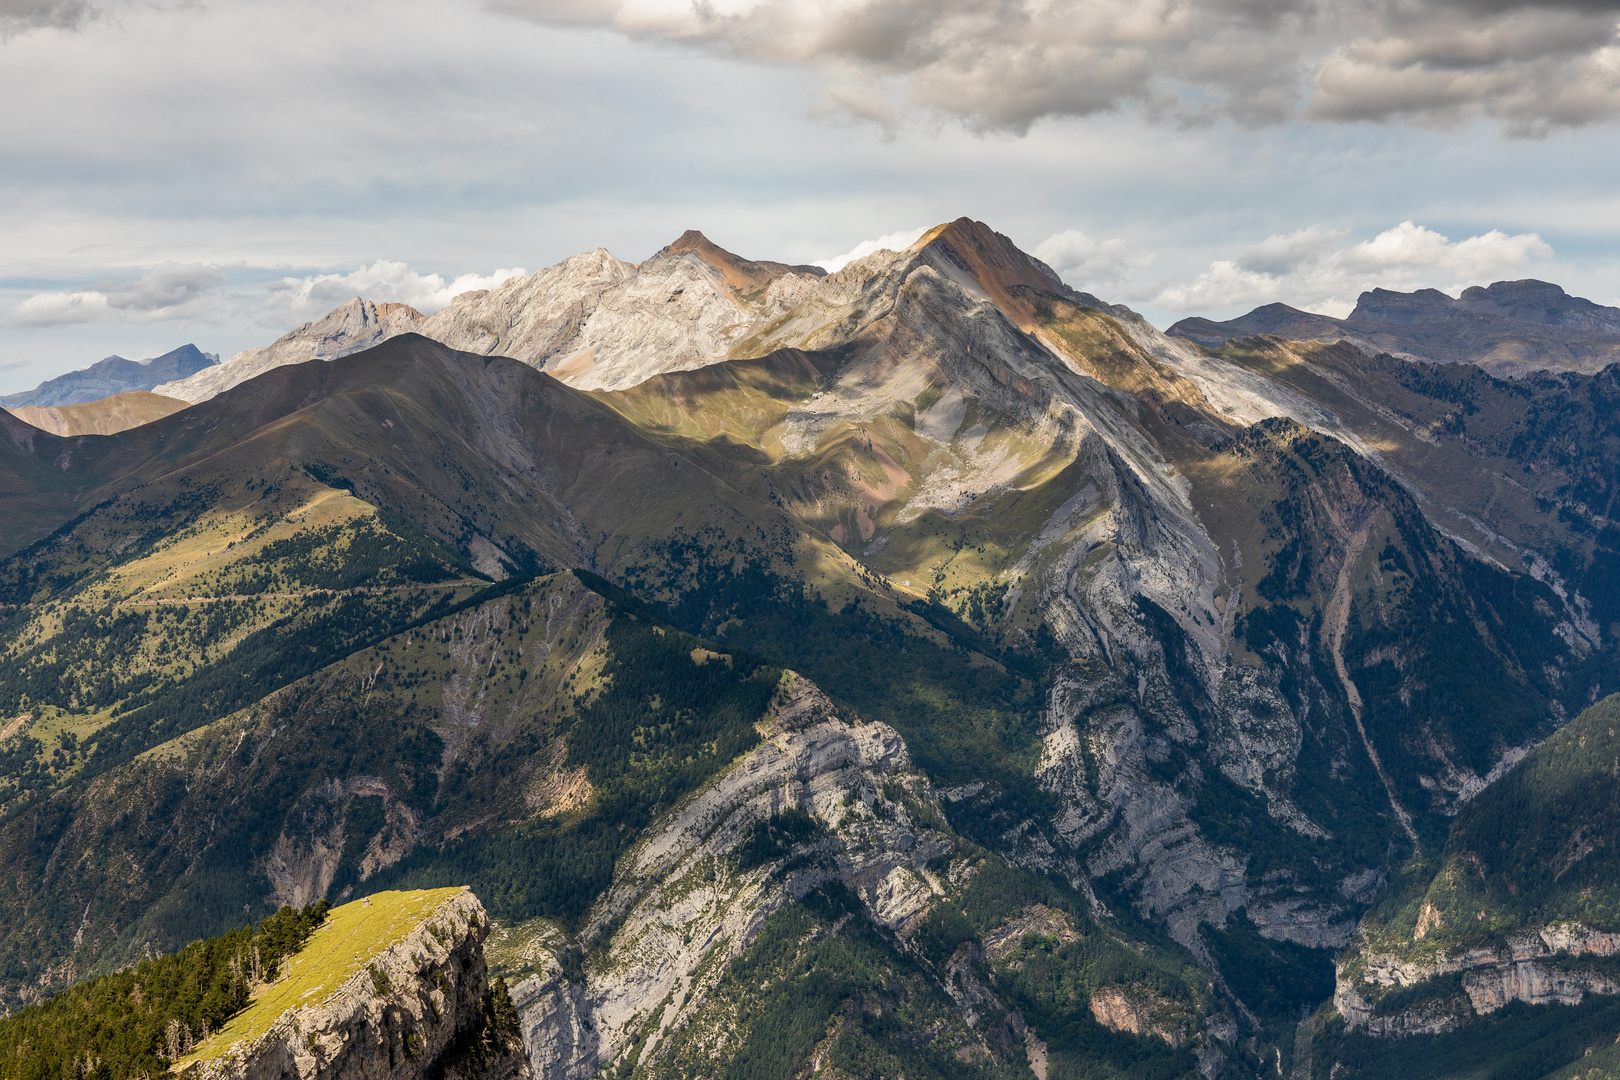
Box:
181;887;465;1064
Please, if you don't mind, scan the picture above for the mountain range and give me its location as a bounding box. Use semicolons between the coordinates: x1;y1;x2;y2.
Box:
0;343;216;408
1170;279;1620;377
0;219;1616;1080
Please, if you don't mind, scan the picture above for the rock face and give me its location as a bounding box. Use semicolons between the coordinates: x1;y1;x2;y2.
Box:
1089;986;1188;1046
1336;922;1620;1036
417;233;822;391
503;669;1231;1080
2;344;216;407
511;674;951;1078
156;299;425;403
181;889;530;1080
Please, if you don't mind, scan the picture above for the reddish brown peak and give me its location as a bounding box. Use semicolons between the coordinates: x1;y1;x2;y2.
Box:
373;302;425;320
915;217;1068;331
666;229;826;298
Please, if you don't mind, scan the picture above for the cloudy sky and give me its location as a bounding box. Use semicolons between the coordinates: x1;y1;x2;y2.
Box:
3;0;1619;393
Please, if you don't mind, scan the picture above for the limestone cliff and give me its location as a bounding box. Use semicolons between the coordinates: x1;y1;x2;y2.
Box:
1336;922;1620;1036
179;889;530;1080
505;672;1235;1079
509;673;953;1078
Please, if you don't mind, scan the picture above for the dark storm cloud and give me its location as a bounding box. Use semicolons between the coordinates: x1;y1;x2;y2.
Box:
498;0;1620;134
0;0;91;33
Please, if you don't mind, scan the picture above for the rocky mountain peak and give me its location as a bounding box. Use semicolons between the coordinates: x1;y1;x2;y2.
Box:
1456;278;1620;331
1348;286;1465;325
1;343;217;408
908;217;1068;330
664;228;826;297
372;300;426;320
1172;277;1620;375
154;297;427;403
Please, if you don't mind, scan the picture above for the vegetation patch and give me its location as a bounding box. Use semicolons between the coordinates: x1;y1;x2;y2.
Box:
1200;909;1335;1024
1310;996;1620;1080
0;900;329;1080
180;888;464;1064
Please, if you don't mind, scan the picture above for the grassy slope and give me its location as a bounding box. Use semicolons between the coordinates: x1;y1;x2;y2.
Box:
0;573;785;1006
6;390;189;438
0;332;835;817
179;887;464;1064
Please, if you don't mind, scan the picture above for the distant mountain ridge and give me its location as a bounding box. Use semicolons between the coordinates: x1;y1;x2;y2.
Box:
1;343;216;407
1169;279;1620;376
153;230;843;405
5;390;189;437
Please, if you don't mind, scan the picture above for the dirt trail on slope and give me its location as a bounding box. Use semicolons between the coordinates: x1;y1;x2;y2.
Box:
1326;522;1422;854
17;581;472;610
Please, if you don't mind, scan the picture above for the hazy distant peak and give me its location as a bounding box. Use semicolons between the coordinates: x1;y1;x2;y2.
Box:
1169;278;1620;376
0;343;216;408
1453;279;1620;333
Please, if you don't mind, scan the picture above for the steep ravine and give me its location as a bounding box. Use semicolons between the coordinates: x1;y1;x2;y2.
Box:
503;672;1238;1079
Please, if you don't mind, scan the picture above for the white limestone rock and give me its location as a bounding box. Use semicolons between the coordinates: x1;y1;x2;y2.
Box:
157;299;425;403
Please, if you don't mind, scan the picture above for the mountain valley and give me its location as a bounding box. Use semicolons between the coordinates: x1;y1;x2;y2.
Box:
0;220;1617;1079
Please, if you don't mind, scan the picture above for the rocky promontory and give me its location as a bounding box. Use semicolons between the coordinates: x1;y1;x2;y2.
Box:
178;888;530;1080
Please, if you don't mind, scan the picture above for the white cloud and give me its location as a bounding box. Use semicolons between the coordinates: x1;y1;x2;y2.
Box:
1154;221;1554;316
1034;228;1154;295
262;261;528;326
813;226;929;272
8;290;111;326
499;0;1620;135
7;262;223;326
1233;225;1346;276
7;258;529;334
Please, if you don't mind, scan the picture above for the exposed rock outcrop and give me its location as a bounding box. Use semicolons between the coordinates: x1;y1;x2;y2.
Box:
1337;922;1620;1036
181;889;530;1080
157;299;425;403
511;672;952;1079
420;235;790;391
1089;986;1188;1047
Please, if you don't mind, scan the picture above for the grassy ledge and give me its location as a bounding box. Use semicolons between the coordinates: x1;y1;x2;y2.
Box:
179;887;466;1065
